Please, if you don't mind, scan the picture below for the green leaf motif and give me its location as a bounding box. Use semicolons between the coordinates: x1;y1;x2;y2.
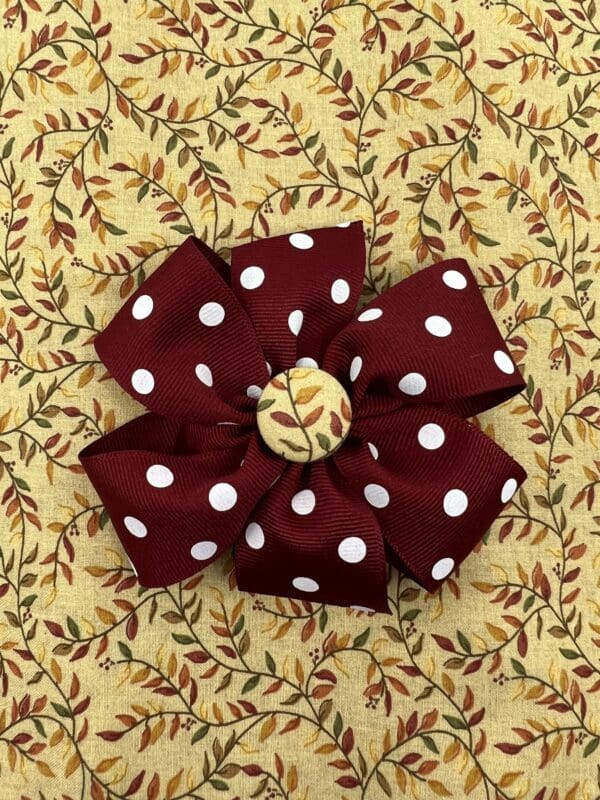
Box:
51;702;72;719
67;616;81;639
316;432;331;452
333;711;343;738
583;737;599;757
443;714;468;730
118;641;132;660
257;398;275;412
551;483;566;505
72;26;95;40
362;155;377;174
172;633;195;645
353;627;370;648
511;658;526;676
241;674;260;694
265;650;276;674
436;40;458;52
2;136;15;158
191;724;210;743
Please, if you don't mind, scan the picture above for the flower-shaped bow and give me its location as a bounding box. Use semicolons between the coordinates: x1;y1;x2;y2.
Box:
80;222;526;612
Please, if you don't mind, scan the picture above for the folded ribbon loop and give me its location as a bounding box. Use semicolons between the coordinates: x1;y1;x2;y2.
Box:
80;414;284;587
324;257;524;419
80;223;526;610
94;237;268;426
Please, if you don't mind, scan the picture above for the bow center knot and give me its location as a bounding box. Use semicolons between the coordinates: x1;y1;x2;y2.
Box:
256;367;352;463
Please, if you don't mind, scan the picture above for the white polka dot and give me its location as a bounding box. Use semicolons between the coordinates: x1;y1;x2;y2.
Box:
240;266;265;290
131;369;155;395
418;423;445;450
245;522;264;549
501;478;518;504
190;541;218;560
338;536;367;563
367;442;379;460
208;482;237;511
296;357;318;368
131;294;153;319
292;576;319;592
443;489;468;517
350;356;363;382
364;483;389;508
146;464;174;488
289;232;314;250
442;269;467;290
425;315;452;337
265;361;272;376
199;302;225;327
336;221;352;227
431;557;455;581
195;363;213;387
246;385;262;399
124;516;147;538
398;373;426;395
331;278;351;304
288;309;303;336
357;308;383;322
351;605;375;612
494;350;515;374
291;489;315;515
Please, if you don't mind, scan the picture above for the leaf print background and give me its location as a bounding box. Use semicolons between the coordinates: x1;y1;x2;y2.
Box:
1;0;599;797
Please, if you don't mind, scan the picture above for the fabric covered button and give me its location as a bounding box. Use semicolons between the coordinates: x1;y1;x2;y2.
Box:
257;367;352;462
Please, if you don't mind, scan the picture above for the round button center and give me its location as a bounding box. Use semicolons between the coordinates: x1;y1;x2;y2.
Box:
257;367;352;463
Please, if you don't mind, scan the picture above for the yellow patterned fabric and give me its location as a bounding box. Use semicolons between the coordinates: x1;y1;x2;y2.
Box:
1;1;599;798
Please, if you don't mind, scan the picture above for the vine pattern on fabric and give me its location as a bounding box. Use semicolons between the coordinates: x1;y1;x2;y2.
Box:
0;0;599;798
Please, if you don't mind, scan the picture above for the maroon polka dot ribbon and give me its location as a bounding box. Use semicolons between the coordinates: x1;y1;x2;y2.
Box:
79;221;526;613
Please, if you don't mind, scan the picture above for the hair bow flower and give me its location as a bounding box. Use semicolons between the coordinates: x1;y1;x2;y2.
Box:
80;222;526;613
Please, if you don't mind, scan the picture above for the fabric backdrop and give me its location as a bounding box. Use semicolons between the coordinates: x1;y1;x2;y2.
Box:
1;1;599;798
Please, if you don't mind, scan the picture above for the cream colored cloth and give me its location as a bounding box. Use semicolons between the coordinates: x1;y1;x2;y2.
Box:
1;1;598;797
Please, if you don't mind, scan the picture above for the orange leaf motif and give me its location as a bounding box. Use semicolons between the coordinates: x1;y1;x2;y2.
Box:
341;397;352;422
295;385;322;404
302;405;324;427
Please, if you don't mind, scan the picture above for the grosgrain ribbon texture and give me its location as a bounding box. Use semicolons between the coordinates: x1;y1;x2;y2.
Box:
79;222;527;613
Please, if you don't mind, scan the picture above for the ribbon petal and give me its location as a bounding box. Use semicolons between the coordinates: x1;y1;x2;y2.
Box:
80;413;284;587
234;461;389;611
333;404;526;592
94;237;269;425
324;257;524;418
229;222;366;374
